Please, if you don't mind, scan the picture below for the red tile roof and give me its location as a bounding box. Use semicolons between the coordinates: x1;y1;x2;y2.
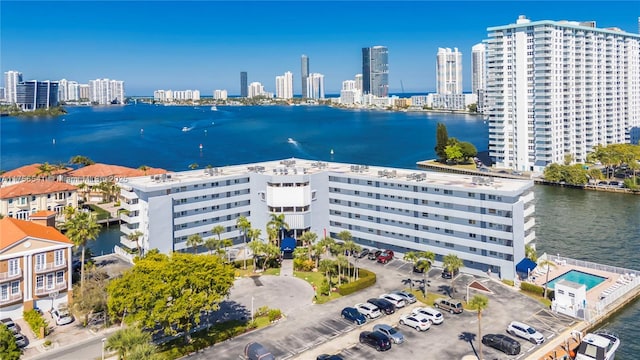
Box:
67;163;166;178
0;217;71;250
0;181;77;199
1;163;71;178
30;210;58;218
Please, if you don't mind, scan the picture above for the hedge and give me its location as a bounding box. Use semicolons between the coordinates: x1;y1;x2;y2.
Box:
23;309;49;338
336;268;376;296
520;282;554;300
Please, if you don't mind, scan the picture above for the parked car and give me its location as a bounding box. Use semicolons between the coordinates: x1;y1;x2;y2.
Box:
376;250;394;264
373;324;405;344
399;313;431;331
316;355;344;360
412;260;431;273
359;331;392;351
411;307;444;325
51;307;74;326
355;302;382;319
341;307;366;325
434;298;464;314
14;333;28;348
441;268;459;279
368;250;382;260
482;334;521;355
244;342;276;360
391;290;417;304
355;248;370;258
367;298;395;315
507;321;545;345
0;318;19;334
379;293;406;308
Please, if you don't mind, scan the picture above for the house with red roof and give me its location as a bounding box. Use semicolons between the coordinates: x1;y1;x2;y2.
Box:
0;163;72;187
0;181;78;221
0;214;74;319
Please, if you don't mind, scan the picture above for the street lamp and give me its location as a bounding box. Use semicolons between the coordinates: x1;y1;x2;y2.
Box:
101;337;107;360
251;296;255;322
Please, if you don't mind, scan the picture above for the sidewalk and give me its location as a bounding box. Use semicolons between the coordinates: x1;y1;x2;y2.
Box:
23;323;121;360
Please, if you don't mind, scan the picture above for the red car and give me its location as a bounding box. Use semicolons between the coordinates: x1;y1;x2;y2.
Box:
377;250;394;264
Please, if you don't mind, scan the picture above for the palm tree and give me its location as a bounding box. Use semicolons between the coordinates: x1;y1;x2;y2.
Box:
318;259;334;291
538;259;557;299
403;251;419;274
128;342;160;360
69;155;95;167
64;210;101;292
137;165;150;175
36;162;55;177
468;294;489;360
525;244;537;262
335;254;348;285
126;230;144;256
212;225;225;241
443;253;464;295
267;213;289;247
416;251;435;296
186;234;203;254
342;240;361;281
317;237;335;259
262;243;281;271
236;216;251;270
188;163;199;170
204;238;220;255
247;239;265;270
105;326;152;360
222;238;234;262
76;182;89;203
299;231;317;261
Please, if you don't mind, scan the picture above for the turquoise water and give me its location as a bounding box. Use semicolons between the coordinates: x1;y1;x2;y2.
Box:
545;270;607;291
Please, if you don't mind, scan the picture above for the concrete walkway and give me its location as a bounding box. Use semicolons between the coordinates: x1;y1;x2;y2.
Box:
280;259;294;277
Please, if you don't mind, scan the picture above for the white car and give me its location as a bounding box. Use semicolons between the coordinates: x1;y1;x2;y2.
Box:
379;293;406;308
412;307;444;325
391;290;417;304
399;313;431;331
51;308;74;326
507;321;544;344
355;303;382;319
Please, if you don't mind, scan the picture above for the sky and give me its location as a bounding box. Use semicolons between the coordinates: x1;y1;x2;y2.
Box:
2;1;639;96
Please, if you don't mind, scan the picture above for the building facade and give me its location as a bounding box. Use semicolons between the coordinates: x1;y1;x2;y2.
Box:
153;89;200;102
16;80;59;111
471;43;486;96
0;215;74;319
436;47;463;95
306;73;325;99
214;89;228;100
301;55;309;98
4;70;22;104
119;159;535;280
88;78;125;105
0;181;78;221
276;71;294;99
362;46;389;97
486;16;640;172
240;72;248;98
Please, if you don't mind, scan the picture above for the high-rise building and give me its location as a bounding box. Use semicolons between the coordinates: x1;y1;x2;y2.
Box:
471;43;486;95
57;79;79;102
306;73;325;99
362;46;389;97
276;71;294;99
301;55;309;98
79;84;90;100
4;70;23;104
88;79;125;105
436;48;463;95
16;80;59;110
486;15;640;172
248;82;265;98
354;74;363;93
214;89;228;100
240;72;248;97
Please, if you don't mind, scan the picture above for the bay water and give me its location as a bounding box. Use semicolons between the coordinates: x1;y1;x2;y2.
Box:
1;104;638;357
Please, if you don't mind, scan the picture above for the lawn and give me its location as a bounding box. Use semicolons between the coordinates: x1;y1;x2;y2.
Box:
234;265;280;277
293;271;344;304
87;204;111;221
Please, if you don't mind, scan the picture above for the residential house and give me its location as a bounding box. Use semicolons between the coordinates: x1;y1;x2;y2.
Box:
0;163;71;188
0;181;78;221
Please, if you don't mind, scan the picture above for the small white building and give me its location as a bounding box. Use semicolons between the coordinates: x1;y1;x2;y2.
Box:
552;279;587;319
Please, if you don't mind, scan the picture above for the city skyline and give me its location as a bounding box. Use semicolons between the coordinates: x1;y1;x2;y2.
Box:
2;1;638;95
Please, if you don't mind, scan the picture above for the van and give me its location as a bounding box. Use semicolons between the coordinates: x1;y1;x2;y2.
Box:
482;334;521;355
434;298;463;314
244;342;276;360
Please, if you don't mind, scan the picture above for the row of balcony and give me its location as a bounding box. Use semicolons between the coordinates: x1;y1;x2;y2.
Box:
35;281;68;296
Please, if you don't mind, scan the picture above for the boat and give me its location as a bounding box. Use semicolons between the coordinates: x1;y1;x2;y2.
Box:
287;138;296;144
574;331;620;360
182;127;190;132
211;105;217;111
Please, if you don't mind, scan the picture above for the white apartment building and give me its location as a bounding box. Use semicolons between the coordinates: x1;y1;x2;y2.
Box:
472;43;486;104
306;73;325;99
58;79;80;102
89;78;125;105
436;48;463;95
79;84;90;100
339;79;362;105
275;71;294;99
486;16;640;172
153;89;200;102
214;89;228;100
119;159;535;280
248;82;266;98
4;70;23;104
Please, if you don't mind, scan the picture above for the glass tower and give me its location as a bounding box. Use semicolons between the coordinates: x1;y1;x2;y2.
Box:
362;46;388;97
301;55;309;98
240;72;248;98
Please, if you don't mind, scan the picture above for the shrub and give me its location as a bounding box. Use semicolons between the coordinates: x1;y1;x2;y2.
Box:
502;279;515;287
293;258;315;272
232;258;254;268
23;309;49;338
267;309;282;322
520;282;554;300
336;269;376;296
319;279;331;296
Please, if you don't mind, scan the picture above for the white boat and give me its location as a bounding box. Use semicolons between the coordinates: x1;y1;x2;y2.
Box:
574;331;620;360
287;138;296;144
211;105;217;111
182;127;190;132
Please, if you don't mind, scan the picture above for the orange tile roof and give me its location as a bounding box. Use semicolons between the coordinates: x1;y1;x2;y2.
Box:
1;163;71;178
68;163;167;178
0;217;71;250
30;210;57;218
0;181;77;199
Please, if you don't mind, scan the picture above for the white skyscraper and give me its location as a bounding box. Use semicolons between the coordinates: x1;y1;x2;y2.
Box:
4;70;23;104
306;73;324;99
275;71;293;99
89;79;125;105
436;48;463;95
248;82;265;98
486;15;640;172
214;89;228;100
354;74;363;92
471;43;486;95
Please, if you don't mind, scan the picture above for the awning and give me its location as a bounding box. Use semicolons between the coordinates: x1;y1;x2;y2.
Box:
516;258;537;278
281;237;296;252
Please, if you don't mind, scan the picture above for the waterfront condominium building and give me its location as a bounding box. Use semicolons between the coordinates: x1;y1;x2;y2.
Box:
436;47;463;95
485;16;640;172
306;73;325;99
240;72;248;97
301;55;309;98
248;82;266;98
276;71;294;99
88;78;125;105
471;43;486;95
58;79;80;102
362;46;389;97
214;89;228;100
16;80;59;111
119;158;535;280
4;70;23;104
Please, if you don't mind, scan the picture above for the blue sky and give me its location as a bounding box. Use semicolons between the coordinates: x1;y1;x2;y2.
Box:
2;1;639;96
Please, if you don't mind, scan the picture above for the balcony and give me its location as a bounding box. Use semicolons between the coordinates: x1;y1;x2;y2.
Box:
0;292;22;306
0;269;22;283
35;281;67;296
34;262;67;274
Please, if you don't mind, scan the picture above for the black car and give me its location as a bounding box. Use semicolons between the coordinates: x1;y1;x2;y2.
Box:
359;331;392;351
341;307;366;325
482;334;521;355
367;298;395;315
441;268;459;279
368;250;383;260
413;260;431;273
244;342;276;360
355;248;370;258
317;355;344;360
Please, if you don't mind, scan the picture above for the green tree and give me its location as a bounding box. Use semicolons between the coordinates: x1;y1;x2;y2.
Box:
222;238;234;262
261;243;281;271
299;231;318;261
267;213;289;246
335;254;348;285
468;294;489;360
137;165;150;175
415;251;435;296
71;266;109;325
443;254;464;294
186;234;203;254
318;259;334;290
188;163;199;169
458;141;477;162
128;342;161;360
36;162;56;177
204;238;220;255
105;326;152;360
64;210;101;293
341;239;361;281
69;155;95;167
126;231;144;256
0;324;21;360
107;252;234;344
236;216;251;270
543;163;563;182
525;244;537;262
445;144;464;164
467;103;477;113
435;122;449;161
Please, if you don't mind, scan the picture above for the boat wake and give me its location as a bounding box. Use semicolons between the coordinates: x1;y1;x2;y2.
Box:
287;137;298;145
182;126;193;132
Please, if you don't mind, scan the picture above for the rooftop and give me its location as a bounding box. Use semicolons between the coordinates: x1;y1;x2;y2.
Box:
0;217;71;250
67;163;167;178
0;180;77;199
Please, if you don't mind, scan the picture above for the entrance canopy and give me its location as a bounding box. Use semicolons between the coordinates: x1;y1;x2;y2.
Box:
281;237;296;253
516;258;537;279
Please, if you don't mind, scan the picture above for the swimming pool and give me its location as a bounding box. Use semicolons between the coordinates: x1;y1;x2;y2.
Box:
544;270;607;291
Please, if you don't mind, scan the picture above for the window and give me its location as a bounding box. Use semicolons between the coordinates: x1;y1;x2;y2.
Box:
0;284;8;300
56;271;65;284
46;273;55;289
54;250;65;266
11;281;19;294
468;219;476;225
36;275;44;289
8;259;19;276
35;253;46;270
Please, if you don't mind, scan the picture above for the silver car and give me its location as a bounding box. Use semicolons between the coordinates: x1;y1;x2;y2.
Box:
373;324;405;344
392;290;417;304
